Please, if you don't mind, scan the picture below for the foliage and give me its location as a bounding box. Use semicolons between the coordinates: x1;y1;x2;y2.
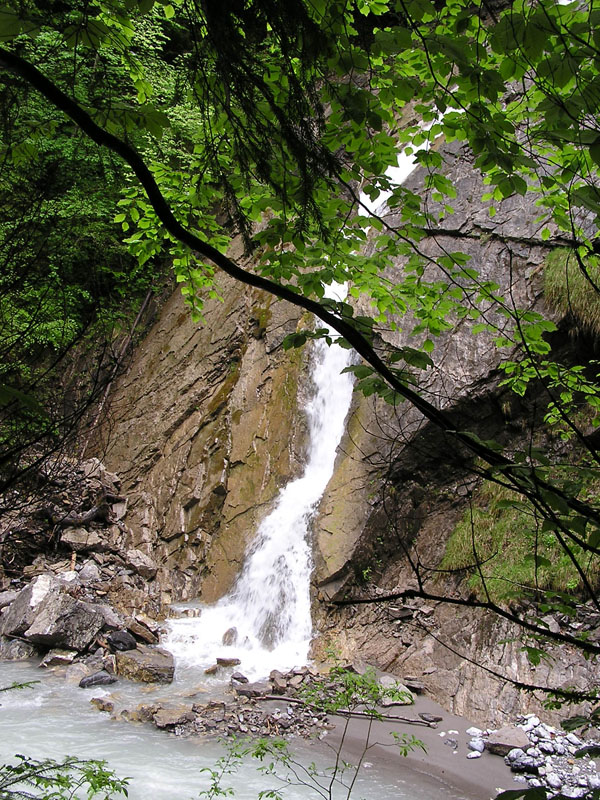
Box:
0;681;39;694
299;661;414;714
2;0;600;716
0;755;128;799
441;479;600;603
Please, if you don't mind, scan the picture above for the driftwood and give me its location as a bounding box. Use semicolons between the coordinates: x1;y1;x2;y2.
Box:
255;694;436;727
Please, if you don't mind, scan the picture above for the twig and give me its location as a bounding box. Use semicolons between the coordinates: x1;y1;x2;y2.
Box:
254;695;436;727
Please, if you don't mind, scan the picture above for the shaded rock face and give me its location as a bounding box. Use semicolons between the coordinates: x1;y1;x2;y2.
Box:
310;142;599;726
100;266;309;604
314;141;555;597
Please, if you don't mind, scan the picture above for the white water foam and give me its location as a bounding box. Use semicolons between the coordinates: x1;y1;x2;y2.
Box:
164;300;355;679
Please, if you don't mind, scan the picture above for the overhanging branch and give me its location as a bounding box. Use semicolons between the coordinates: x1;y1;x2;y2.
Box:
2;47;600;540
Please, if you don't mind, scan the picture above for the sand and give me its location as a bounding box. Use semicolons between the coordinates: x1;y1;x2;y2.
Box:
293;694;517;800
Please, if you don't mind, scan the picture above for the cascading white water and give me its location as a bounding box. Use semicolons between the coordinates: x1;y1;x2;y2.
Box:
165;145;428;680
165;301;354;678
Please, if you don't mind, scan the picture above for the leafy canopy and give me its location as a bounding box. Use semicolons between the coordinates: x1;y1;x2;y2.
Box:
2;0;600;667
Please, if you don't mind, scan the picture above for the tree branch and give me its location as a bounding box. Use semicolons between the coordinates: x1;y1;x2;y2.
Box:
332;588;600;656
2;48;599;537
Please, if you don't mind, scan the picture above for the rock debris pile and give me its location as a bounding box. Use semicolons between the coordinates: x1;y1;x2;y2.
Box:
0;457;160;621
466;715;600;798
0;458;175;685
92;666;347;740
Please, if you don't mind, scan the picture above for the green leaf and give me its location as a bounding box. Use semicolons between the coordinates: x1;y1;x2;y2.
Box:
590;140;600;168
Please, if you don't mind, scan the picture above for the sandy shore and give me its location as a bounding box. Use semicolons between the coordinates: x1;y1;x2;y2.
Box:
290;694;516;800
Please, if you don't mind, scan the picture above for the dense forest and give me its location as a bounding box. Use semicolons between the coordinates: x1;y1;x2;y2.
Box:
2;1;600;797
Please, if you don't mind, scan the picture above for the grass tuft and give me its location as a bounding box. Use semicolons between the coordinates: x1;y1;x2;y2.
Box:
440;480;600;603
544;249;600;336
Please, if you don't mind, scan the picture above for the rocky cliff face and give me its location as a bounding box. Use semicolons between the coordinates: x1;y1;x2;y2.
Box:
92;143;597;727
100;253;310;606
311;142;598;726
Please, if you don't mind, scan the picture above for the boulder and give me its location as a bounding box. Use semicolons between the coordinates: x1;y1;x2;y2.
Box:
80;458;120;489
115;645;174;684
78;561;101;582
1;574;106;652
234;681;271;698
21;594;105;651
0;591;17;610
0;636;37;660
216;657;241;667
60;528;103;553
271;674;287;694
1;574;60;637
486;725;531;756
124;549;157;579
152;706;194;728
222;627;238;646
90;697;115;713
107;630;137;651
96;605;124;631
65;662;93;685
79;670;117;688
39;649;77;668
127;618;158;645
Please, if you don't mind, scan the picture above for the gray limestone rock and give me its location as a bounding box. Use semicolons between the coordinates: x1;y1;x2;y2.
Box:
79;670;117;688
78;561;101;582
1;574;60;638
0;636;37;660
486;725;531;756
0;574;104;652
153;706;194;728
0;591;17;610
234;681;271;698
39;649;77;668
124;549;157;580
60;528;103;553
115;645;174;684
23;595;104;651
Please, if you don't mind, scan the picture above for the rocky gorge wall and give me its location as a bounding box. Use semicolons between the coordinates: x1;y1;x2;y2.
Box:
99;241;310;607
311;142;599;727
89;143;599;728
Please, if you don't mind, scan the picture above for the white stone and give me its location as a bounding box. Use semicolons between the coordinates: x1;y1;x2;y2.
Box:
29;574;54;606
466;726;483;737
588;774;600;790
466;751;482;759
468;739;485;753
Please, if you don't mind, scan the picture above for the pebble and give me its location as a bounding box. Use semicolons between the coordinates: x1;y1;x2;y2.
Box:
468;739;485;753
547;772;562;789
466;751;482;759
471;713;600;796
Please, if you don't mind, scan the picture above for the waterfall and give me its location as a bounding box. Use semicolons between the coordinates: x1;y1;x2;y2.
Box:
164;300;354;679
165;145;426;679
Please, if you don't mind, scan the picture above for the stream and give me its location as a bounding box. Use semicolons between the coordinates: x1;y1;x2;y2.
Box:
0;659;472;800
